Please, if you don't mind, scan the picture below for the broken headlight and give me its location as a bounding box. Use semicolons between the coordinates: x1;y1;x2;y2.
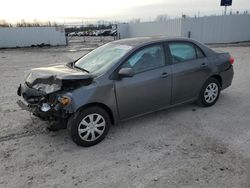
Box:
58;96;71;106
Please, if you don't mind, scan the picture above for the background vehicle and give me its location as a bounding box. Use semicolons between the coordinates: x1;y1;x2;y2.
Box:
98;30;111;36
68;32;77;37
17;37;234;147
77;31;84;36
110;30;117;36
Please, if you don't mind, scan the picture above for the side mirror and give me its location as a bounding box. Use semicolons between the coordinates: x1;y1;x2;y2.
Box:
118;68;134;78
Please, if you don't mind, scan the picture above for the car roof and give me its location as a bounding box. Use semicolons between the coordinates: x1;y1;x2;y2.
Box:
109;36;215;57
111;36;195;47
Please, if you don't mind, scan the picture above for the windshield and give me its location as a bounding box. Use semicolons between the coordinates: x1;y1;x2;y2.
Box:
75;43;133;76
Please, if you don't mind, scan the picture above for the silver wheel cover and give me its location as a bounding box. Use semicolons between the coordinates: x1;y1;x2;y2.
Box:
204;83;219;103
78;113;106;142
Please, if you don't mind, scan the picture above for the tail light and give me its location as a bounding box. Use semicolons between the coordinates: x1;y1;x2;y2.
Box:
229;57;234;65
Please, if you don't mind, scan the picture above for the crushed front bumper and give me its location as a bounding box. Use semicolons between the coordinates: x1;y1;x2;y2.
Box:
17;99;36;113
17;84;68;121
17;98;60;120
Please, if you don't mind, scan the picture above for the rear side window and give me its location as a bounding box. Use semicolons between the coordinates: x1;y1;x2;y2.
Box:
168;42;206;63
169;43;196;63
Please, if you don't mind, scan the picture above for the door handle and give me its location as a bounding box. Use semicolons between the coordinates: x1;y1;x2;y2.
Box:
200;63;208;69
160;72;169;78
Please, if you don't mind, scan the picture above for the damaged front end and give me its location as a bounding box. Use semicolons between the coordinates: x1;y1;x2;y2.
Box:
17;64;93;129
17;83;69;121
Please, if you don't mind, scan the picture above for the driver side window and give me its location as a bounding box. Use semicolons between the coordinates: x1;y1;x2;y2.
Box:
121;45;165;74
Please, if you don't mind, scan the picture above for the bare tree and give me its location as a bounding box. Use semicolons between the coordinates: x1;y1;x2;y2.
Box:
0;20;12;27
15;19;59;27
129;19;140;23
155;14;169;22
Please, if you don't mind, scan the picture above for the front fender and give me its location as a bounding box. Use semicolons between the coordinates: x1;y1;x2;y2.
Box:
63;81;119;123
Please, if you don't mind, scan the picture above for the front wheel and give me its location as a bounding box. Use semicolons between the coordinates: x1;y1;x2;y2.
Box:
197;78;221;107
67;106;111;147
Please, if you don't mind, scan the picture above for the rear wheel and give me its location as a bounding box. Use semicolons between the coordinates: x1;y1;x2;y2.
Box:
197;78;221;107
68;106;111;147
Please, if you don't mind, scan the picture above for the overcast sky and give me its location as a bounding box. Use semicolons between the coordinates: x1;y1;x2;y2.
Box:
1;0;250;23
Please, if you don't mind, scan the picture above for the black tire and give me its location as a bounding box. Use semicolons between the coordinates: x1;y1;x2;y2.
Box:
197;77;221;107
67;106;111;147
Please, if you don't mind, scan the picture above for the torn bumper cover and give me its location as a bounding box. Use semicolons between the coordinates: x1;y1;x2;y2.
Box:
17;83;67;120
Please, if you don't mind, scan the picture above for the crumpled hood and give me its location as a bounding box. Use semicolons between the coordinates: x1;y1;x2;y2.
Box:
26;64;93;94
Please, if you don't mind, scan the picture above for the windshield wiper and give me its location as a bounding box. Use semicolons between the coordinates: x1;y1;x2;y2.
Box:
66;61;90;73
74;65;89;73
73;64;90;73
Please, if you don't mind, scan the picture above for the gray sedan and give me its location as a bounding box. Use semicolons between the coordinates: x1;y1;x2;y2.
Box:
17;37;234;146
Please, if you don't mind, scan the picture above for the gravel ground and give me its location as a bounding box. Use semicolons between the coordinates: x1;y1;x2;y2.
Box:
0;37;250;188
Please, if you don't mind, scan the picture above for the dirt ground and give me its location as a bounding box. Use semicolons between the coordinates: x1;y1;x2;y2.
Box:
0;37;250;188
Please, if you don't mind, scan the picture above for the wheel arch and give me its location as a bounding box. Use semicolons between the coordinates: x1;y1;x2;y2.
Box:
210;75;222;87
76;102;115;125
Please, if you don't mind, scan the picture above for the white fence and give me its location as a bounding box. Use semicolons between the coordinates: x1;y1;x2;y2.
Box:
128;19;182;38
117;14;250;44
0;27;66;48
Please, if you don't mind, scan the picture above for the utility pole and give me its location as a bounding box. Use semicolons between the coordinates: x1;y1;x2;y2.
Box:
220;0;232;15
224;5;227;15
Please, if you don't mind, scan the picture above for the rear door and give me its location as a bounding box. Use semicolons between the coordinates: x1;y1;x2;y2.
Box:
114;44;172;119
166;41;212;104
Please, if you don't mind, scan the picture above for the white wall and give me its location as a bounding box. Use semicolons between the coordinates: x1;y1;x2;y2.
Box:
117;14;250;44
182;14;250;44
117;19;182;39
0;27;66;48
128;19;182;38
117;23;129;39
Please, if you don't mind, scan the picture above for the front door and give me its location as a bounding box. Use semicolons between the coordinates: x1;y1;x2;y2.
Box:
114;44;172;120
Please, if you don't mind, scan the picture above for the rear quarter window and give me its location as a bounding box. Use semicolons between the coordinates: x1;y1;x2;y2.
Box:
196;46;206;58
